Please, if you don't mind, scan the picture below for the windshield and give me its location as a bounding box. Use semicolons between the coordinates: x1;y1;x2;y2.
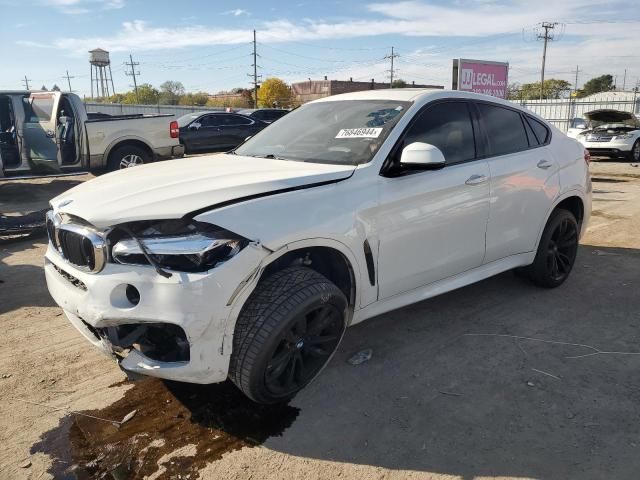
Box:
235;100;411;165
177;113;202;127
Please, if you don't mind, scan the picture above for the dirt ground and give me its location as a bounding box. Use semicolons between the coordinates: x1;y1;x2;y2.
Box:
1;160;639;480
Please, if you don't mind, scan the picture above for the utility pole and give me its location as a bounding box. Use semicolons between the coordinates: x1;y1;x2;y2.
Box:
250;29;260;108
125;54;140;103
385;46;400;88
622;69;627;91
22;75;31;90
572;65;581;96
537;22;558;100
64;70;75;92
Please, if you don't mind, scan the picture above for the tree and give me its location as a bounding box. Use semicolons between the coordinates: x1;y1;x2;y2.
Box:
506;82;522;100
51;84;61;92
40;85;48;91
179;92;209;106
515;79;571;100
391;79;407;88
576;74;614;98
159;80;185;105
122;83;160;104
257;77;291;108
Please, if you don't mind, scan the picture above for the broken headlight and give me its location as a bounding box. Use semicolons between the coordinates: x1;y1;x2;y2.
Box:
109;219;248;273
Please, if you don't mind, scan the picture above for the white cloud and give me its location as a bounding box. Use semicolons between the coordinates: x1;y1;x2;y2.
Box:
40;0;124;14
222;8;249;16
17;0;640;88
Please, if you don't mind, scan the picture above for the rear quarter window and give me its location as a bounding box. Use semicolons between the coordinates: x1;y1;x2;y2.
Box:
526;116;550;144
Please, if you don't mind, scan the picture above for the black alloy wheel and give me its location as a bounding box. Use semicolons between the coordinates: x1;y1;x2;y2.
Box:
264;304;343;398
229;266;348;404
527;208;579;288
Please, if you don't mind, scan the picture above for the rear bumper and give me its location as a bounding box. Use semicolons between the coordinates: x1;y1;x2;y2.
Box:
155;144;185;161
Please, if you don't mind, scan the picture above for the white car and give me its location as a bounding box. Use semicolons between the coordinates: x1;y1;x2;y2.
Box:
44;89;591;404
572;110;640;161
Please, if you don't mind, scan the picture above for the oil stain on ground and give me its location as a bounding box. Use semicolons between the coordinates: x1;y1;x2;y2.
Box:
31;378;299;479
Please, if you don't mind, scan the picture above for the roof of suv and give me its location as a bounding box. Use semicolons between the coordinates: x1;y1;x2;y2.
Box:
311;88;445;103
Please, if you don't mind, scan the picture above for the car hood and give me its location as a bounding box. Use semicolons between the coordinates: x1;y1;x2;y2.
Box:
51;154;355;228
584;109;639;127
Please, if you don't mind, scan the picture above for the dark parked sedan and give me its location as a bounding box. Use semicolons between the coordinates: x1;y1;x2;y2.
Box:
237;108;289;124
178;112;268;153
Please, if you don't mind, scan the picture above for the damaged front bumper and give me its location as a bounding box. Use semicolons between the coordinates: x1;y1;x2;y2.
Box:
44;243;267;384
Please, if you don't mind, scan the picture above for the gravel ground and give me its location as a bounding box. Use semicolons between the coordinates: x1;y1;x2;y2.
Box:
0;160;639;480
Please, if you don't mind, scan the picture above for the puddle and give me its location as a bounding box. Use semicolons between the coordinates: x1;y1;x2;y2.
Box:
31;378;299;479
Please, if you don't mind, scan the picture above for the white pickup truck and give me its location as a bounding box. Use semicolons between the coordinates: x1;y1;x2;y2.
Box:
0;90;184;176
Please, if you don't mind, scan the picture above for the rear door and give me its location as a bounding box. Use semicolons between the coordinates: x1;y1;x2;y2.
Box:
197;114;230;150
23;92;61;164
475;102;559;263
222;114;256;147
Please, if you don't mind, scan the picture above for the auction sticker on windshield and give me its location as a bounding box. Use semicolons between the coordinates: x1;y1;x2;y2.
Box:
336;127;383;139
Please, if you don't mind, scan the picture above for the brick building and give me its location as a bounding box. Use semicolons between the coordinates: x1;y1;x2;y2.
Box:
291;77;444;104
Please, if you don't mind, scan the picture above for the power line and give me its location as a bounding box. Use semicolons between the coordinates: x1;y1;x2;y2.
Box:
384;46;400;88
125;54;140;102
22;75;31;90
63;70;74;92
536;21;560;99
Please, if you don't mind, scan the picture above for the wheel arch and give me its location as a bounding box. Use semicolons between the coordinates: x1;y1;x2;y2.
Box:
222;238;362;352
535;191;586;251
105;137;154;164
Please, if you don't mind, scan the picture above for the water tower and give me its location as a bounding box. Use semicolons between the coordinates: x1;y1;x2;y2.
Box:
89;48;116;99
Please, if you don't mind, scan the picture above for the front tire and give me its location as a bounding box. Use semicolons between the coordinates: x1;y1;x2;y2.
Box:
526;209;579;288
107;144;151;171
229;266;347;404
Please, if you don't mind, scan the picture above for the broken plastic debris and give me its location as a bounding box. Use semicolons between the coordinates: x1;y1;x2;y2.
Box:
121;410;137;424
19;459;31;468
348;349;373;365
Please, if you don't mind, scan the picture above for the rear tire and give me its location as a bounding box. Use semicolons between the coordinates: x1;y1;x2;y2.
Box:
107;144;151;171
525;209;579;288
229;266;347;404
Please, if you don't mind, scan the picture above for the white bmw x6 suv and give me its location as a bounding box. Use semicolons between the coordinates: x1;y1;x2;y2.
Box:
45;89;591;404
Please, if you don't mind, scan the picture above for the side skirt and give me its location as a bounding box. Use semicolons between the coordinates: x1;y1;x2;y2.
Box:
351;251;535;325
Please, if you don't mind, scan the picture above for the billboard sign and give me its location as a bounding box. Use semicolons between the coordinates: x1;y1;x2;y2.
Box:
452;59;509;98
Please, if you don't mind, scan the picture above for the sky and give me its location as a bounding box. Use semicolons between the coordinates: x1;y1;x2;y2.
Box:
1;0;639;97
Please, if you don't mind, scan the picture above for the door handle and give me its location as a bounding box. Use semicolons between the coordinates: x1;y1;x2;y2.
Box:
46;129;55;138
537;159;553;170
465;174;488;186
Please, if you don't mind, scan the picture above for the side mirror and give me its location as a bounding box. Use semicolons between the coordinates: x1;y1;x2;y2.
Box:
400;142;446;169
189;122;201;131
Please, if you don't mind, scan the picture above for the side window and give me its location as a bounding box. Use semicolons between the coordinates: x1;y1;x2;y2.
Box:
526;116;550;144
477;103;529;156
228;114;253;125
27;95;55;122
403;102;475;165
252;111;266;120
200;115;223;127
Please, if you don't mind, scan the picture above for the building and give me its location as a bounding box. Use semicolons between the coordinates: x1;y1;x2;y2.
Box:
291;77;444;104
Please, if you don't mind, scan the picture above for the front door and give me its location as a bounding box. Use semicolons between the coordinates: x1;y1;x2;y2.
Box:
23;92;61;169
375;101;491;299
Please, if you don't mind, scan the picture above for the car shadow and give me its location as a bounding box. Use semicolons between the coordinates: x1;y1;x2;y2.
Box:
30;244;640;479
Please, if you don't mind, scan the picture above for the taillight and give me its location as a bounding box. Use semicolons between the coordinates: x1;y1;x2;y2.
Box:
584;149;591;165
170;120;179;138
